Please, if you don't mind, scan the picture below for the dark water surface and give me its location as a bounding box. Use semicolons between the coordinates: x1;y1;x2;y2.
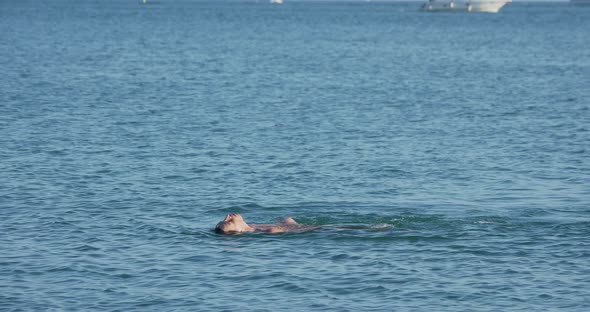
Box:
1;0;589;310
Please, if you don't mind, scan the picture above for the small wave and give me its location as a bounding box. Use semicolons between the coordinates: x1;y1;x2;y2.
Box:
71;244;101;252
475;220;495;224
370;223;392;230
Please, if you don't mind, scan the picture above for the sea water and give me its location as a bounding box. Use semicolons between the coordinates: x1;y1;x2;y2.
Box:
1;1;589;310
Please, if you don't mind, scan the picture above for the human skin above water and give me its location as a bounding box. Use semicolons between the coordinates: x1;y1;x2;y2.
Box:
215;213;320;234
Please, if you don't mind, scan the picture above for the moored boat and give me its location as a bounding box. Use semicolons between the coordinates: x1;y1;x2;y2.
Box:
422;0;511;13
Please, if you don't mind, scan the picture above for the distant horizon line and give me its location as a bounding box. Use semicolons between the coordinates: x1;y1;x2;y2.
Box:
138;0;575;2
204;0;574;3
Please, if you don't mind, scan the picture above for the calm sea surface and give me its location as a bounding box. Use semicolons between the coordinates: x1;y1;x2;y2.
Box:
1;0;589;310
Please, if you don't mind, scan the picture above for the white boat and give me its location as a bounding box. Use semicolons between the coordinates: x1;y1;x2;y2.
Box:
422;0;511;13
270;0;283;4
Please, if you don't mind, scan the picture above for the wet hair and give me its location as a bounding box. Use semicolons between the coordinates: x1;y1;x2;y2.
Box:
215;222;227;234
215;221;239;234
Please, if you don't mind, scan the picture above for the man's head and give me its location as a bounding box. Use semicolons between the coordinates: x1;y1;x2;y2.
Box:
215;213;254;234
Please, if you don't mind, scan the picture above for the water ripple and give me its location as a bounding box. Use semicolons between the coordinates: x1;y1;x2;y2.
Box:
2;1;590;311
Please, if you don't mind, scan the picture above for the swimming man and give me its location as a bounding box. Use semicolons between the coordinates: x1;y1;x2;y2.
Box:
215;213;319;234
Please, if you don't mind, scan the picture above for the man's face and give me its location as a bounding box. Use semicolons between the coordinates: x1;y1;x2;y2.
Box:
215;213;249;233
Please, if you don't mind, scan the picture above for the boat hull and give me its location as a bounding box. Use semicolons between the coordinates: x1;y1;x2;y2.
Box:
422;1;510;13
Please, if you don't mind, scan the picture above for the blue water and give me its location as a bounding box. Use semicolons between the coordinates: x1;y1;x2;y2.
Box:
1;0;589;310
